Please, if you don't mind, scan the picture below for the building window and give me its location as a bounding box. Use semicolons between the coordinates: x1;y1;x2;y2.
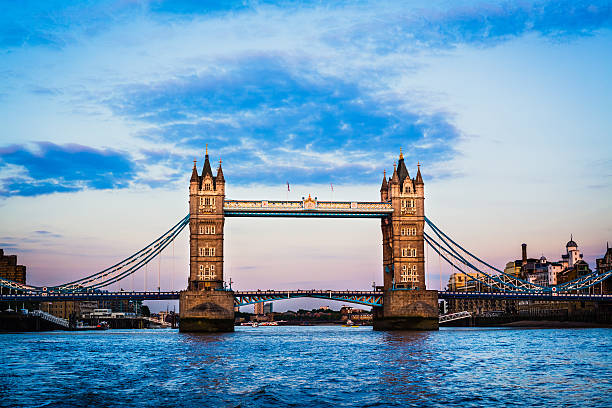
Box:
204;182;211;191
204;225;215;234
401;199;415;209
401;226;417;236
199;197;204;206
402;248;416;257
199;247;216;257
401;265;408;282
199;226;204;234
198;264;215;280
401;265;418;283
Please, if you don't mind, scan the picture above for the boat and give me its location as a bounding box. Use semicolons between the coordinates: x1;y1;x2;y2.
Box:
342;319;360;327
96;321;110;330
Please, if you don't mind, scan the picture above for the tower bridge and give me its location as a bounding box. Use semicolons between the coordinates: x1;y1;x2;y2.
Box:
1;147;611;332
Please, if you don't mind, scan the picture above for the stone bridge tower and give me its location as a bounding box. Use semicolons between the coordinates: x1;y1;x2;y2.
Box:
180;147;235;332
375;150;438;330
188;149;225;291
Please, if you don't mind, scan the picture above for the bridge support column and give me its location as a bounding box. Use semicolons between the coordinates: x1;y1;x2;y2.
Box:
373;290;439;330
179;290;235;332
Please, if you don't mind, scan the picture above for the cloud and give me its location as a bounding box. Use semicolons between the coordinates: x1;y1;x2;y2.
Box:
111;56;460;185
0;142;137;197
1;0;610;192
34;230;62;238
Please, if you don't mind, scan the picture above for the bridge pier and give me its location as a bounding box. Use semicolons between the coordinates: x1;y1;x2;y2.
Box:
179;290;235;332
373;290;439;330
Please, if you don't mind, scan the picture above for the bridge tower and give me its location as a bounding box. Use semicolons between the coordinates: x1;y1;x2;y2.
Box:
179;147;235;332
375;150;439;330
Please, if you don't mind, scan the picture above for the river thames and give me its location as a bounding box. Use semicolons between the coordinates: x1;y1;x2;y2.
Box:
1;326;610;407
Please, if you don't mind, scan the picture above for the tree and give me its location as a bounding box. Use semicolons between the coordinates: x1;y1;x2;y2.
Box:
141;305;151;317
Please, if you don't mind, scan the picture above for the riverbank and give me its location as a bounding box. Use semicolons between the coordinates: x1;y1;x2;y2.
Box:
500;320;612;328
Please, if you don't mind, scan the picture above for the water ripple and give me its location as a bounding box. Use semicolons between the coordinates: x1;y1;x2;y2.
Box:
1;327;611;407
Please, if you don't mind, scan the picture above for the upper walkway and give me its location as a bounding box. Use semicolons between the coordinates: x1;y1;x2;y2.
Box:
223;199;393;218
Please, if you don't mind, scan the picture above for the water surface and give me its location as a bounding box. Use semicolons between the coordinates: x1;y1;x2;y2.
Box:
1;327;610;407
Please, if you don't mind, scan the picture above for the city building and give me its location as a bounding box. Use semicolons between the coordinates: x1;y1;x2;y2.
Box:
503;238;590;287
0;249;26;285
254;302;264;315
447;272;488;291
263;302;273;314
40;301;98;320
97;299;143;315
596;243;612;294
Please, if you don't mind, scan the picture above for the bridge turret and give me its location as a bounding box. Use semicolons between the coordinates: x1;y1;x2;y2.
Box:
380;170;388;201
216;160;225;195
189;147;225;291
375;150;437;331
385;150;426;291
190;160;199;195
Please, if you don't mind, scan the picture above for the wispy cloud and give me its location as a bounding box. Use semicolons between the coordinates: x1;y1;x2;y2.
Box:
110;55;459;184
0;142;137;197
1;0;611;194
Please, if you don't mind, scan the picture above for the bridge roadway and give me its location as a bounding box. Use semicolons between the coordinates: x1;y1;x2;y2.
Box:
1;290;610;306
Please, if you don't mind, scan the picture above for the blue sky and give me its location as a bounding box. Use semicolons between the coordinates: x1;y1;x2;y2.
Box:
1;0;611;311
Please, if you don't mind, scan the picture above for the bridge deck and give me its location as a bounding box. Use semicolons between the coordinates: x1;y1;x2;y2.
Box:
223;200;393;218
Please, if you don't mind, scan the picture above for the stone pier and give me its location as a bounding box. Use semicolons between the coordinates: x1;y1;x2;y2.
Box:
179;290;235;332
373;290;439;330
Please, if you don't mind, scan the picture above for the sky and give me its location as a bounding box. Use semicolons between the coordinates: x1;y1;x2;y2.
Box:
1;0;611;312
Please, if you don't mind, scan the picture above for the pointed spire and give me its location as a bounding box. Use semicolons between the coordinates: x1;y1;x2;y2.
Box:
391;163;399;184
202;147;212;178
216;159;225;182
415;161;423;184
399;147;403;160
190;159;198;182
396;151;409;187
380;169;388;192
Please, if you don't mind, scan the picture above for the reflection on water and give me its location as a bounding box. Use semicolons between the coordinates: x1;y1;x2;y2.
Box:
1;327;610;407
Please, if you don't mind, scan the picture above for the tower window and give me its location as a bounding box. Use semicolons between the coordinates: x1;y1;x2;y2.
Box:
204;182;212;191
205;225;215;234
402;248;416;257
198;264;216;280
199;247;216;257
401;265;418;282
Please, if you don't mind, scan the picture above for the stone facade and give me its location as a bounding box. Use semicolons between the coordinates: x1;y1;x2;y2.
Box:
180;148;234;332
179;290;235;332
380;151;425;290
188;149;225;291
373;290;439;330
375;151;438;330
